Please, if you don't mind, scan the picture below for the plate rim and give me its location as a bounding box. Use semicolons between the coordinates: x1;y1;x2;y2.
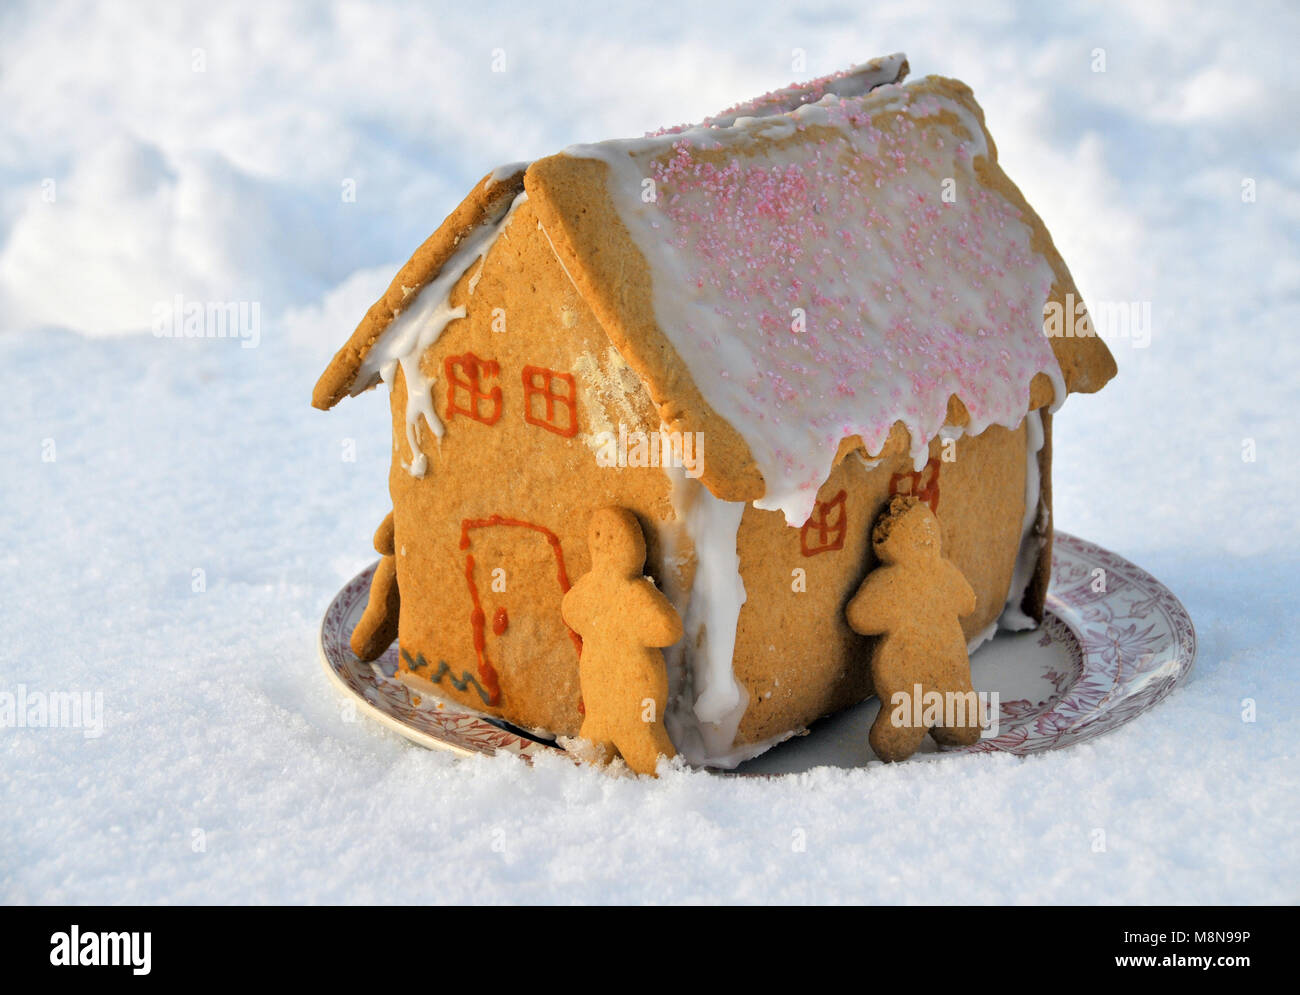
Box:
317;531;1197;770
317;623;483;760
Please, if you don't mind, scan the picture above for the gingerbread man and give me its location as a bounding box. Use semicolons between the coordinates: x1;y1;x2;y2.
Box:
561;507;682;775
351;511;401;661
846;495;983;761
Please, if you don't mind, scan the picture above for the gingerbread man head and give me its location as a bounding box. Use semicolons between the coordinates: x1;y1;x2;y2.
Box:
872;495;942;565
587;506;646;577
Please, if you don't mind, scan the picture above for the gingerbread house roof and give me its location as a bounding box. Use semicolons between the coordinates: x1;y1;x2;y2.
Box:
314;54;1116;525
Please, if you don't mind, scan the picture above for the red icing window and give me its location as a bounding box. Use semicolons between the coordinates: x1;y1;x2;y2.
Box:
444;352;502;426
889;456;940;513
522;365;578;437
800;490;847;557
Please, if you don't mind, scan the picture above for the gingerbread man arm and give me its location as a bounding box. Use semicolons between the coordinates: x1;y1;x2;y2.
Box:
942;560;978;617
626;581;683;647
560;575;601;634
845;569;902;635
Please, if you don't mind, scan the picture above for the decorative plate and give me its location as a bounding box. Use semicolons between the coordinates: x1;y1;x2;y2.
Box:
318;533;1196;774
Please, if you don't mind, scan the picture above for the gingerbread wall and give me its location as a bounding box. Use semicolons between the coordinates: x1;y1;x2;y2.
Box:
388;198;676;737
729;421;1031;747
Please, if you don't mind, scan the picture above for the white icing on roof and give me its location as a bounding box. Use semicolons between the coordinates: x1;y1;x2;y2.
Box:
563;70;1065;525
483;160;531;189
660;52;908;131
357;191;527;476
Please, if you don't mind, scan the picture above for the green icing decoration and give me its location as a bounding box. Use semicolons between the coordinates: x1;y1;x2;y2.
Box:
401;649;493;706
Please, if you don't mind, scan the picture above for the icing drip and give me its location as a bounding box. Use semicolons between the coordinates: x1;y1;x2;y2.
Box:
999;409;1045;631
565;77;1065;525
967;620;998;655
358;191;527;476
657;467;750;767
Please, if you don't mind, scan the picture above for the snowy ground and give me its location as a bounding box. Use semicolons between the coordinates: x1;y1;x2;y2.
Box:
2;0;1298;904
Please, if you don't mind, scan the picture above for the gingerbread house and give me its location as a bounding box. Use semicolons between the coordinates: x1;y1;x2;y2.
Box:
313;53;1116;767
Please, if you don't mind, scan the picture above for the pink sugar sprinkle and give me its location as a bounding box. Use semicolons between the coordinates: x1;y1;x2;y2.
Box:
634;82;1057;506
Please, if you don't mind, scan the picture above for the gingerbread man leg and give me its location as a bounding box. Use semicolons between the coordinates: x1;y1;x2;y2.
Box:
614;721;675;776
578;717;617;766
869;715;930;763
928;665;983;747
868;648;933;762
869;645;984;758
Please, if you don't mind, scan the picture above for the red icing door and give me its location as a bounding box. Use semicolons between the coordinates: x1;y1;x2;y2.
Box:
459;516;582;705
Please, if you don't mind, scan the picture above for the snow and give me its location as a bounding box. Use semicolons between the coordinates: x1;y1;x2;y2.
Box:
2;0;1298;904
